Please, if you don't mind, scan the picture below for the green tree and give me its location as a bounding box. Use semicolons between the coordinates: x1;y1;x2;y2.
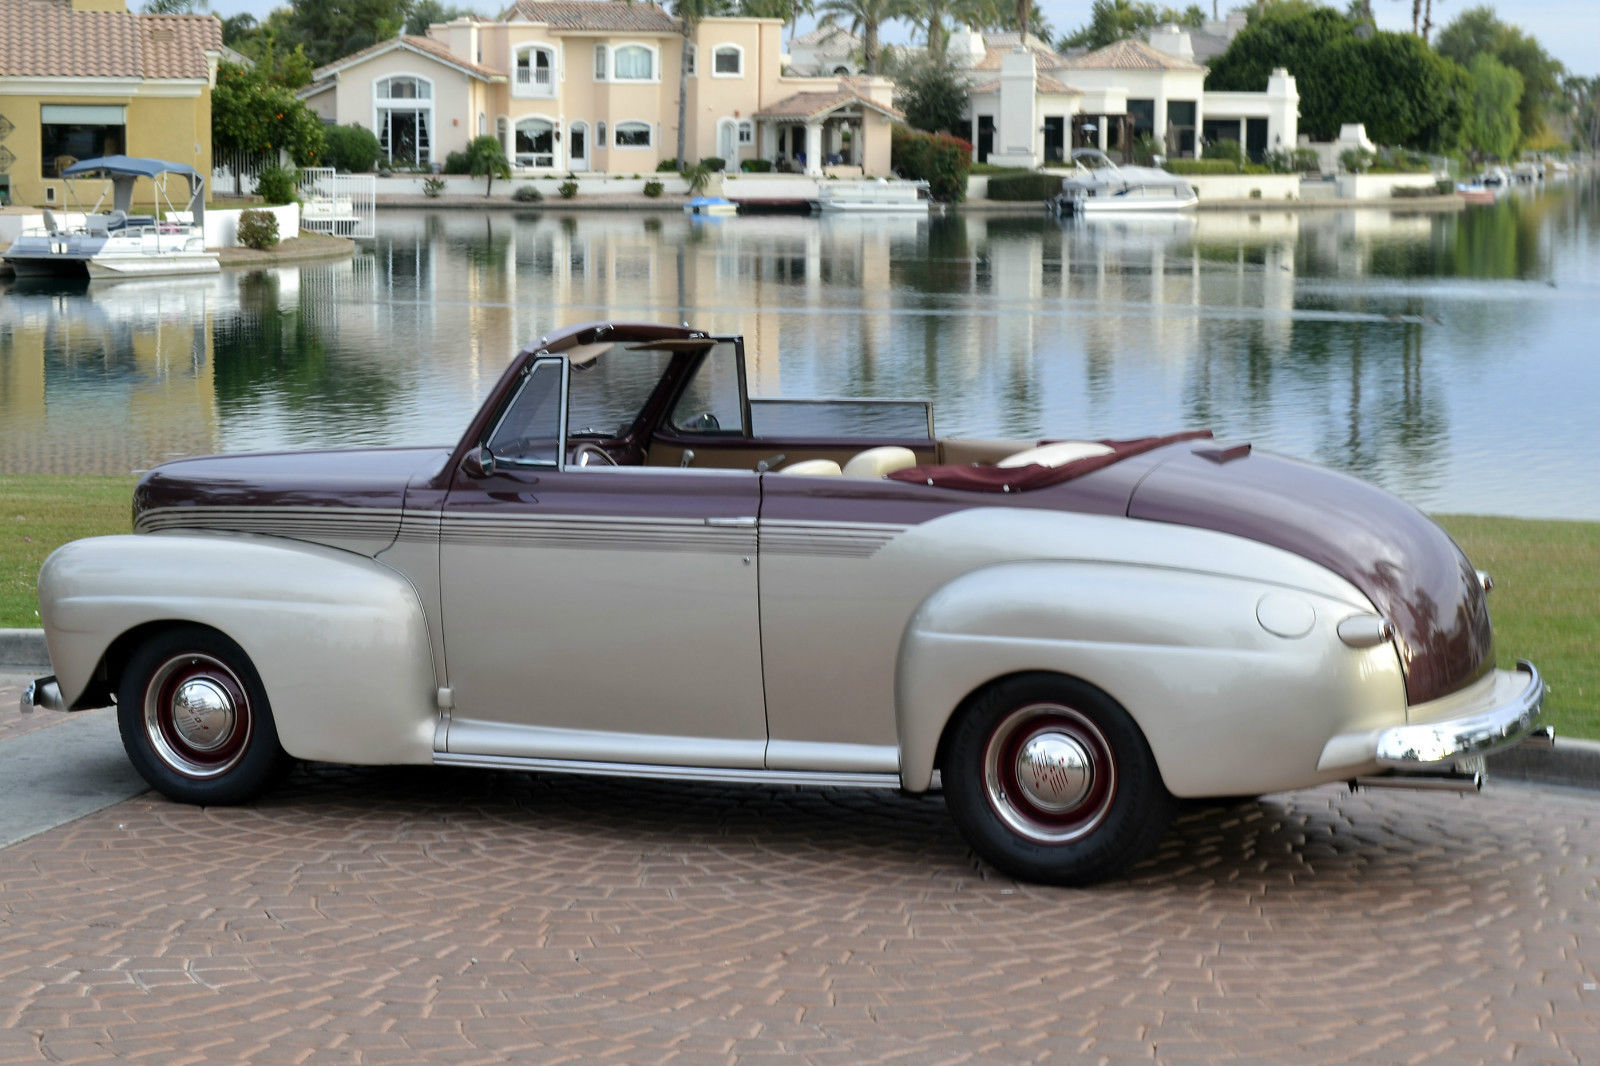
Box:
1059;0;1205;51
322;123;383;172
220;12;257;45
235;14;317;89
406;0;477;35
141;0;208;11
212;61;327;192
465;134;511;195
1460;53;1522;160
739;0;814;49
1566;75;1600;152
894;58;969;134
1436;6;1564;149
283;0;409;69
818;0;913;76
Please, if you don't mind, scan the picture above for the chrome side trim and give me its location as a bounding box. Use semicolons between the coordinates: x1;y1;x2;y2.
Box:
1375;660;1544;767
434;752;904;789
21;676;64;714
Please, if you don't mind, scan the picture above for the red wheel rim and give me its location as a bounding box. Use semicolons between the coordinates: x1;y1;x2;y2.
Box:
981;703;1117;844
141;652;254;779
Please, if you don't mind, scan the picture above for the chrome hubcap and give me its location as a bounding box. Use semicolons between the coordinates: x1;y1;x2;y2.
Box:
1015;732;1093;812
142;652;252;779
170;679;236;752
982;703;1117;845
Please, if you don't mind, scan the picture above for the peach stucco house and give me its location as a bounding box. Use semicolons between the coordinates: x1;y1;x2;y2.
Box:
298;0;900;177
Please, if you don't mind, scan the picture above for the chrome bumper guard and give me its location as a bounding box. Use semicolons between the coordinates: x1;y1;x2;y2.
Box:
20;676;65;715
1375;660;1545;767
1350;661;1548;794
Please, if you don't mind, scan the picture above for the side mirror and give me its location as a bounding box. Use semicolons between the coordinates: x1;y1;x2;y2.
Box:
461;445;496;479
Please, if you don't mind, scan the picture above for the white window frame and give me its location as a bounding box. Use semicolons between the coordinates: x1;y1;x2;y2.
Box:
513;44;558;97
594;43;608;81
611;43;658;83
738;119;754;145
373;74;435;167
613;120;652;149
711;43;744;78
685;43;697;76
514;116;558;168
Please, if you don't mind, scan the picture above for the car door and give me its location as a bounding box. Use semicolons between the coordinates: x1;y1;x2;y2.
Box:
438;355;767;768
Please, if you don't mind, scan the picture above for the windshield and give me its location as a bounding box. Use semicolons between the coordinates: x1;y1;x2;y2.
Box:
566;347;674;437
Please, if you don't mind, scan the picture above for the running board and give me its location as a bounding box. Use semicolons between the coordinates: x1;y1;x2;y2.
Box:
435;752;904;789
1350;771;1482;793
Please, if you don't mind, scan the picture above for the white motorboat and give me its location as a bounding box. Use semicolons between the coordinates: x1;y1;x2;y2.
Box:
1048;149;1198;215
814;178;931;214
1476;165;1510;188
2;156;218;279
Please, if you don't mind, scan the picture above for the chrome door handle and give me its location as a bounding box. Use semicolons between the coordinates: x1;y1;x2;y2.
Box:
704;517;757;528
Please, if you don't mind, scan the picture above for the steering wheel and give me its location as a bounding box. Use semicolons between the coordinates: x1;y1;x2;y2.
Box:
572;442;618;467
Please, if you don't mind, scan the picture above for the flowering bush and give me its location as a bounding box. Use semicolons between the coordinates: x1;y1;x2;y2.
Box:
891;127;973;202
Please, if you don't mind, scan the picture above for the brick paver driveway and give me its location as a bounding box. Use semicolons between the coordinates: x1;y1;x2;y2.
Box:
2;679;1597;1065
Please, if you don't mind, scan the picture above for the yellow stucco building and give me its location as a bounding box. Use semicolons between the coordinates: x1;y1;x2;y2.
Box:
0;0;222;209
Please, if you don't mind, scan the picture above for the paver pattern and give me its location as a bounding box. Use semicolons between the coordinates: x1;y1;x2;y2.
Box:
0;680;67;744
0;706;1597;1066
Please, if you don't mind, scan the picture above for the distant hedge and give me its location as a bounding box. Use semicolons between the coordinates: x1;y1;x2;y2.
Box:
984;172;1062;201
1164;159;1271;175
891;126;972;202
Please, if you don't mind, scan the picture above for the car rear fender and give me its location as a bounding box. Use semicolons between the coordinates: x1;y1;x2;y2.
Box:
37;533;438;765
894;560;1408;798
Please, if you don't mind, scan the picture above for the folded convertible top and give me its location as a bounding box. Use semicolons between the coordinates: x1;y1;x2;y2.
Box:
886;430;1214;493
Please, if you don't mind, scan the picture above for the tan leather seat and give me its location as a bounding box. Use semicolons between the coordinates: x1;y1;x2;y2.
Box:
780;458;843;476
842;446;919;479
997;441;1114;469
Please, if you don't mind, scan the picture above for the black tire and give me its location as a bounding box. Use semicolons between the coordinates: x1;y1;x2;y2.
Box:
116;626;291;805
942;673;1173;885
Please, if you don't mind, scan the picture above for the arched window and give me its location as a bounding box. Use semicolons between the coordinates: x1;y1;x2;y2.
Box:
711;44;743;77
497;115;510;155
613;44;654;81
514;45;557;96
613;121;652;148
478;112;487;135
374;75;434;166
594;44;608;81
515;117;557;168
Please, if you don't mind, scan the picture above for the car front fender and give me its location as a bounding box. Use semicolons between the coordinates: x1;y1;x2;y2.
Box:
894;560;1408;798
38;533;438;766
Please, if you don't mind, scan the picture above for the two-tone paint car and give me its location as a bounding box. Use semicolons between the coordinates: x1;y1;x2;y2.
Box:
24;321;1549;884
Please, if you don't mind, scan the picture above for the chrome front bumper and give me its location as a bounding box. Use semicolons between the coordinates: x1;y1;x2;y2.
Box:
1375;660;1546;767
20;676;65;715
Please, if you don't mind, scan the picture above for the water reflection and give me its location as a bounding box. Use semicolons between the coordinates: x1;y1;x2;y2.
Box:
1;176;1595;518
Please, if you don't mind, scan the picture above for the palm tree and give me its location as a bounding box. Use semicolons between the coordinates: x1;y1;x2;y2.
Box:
911;0;990;63
671;0;734;170
818;0;912;76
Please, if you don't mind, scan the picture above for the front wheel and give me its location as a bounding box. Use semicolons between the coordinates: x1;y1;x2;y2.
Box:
117;626;291;805
942;674;1173;885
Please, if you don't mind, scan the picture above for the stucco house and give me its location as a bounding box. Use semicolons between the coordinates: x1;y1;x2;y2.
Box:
299;0;899;177
955;26;1296;168
0;0;223;208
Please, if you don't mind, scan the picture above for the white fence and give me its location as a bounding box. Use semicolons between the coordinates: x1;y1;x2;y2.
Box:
297;167;376;240
212;149;275;197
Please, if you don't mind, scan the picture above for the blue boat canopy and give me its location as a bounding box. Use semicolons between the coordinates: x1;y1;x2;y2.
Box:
62;156;202;179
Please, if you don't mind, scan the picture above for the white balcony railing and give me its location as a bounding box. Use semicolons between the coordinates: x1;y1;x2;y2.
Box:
513;65;555;97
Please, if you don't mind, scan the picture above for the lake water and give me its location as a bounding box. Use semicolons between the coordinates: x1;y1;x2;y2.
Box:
2;179;1596;519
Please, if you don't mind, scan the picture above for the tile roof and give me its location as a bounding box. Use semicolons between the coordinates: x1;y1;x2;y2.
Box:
311;35;502;81
969;74;1081;96
0;0;221;80
1061;38;1204;72
501;0;679;32
791;24;857;49
753;88;903;122
967;32;1068;71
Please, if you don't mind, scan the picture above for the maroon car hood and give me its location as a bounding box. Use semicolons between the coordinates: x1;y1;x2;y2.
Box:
1128;447;1493;705
134;447;452;518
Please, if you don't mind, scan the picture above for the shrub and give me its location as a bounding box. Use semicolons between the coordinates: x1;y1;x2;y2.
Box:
558;179;578;199
740;158;773;173
984;171;1062;201
1164;159;1244;175
442;150;471;175
1339;147;1374;173
253;164;298;205
656;159;681;172
322;124;381;173
890;126;972;202
698;156;726;172
1292;147;1321;173
512;184;542;203
236;208;279;250
1202;138;1245;166
422;176;446;198
643;179;664;198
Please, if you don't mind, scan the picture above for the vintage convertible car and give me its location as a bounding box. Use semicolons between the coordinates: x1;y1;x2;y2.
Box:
25;322;1551;884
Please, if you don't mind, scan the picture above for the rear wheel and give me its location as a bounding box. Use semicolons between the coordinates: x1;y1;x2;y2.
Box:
117;627;290;805
942;673;1173;885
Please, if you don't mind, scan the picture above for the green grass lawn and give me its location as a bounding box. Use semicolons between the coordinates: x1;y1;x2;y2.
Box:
3;477;1595;739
